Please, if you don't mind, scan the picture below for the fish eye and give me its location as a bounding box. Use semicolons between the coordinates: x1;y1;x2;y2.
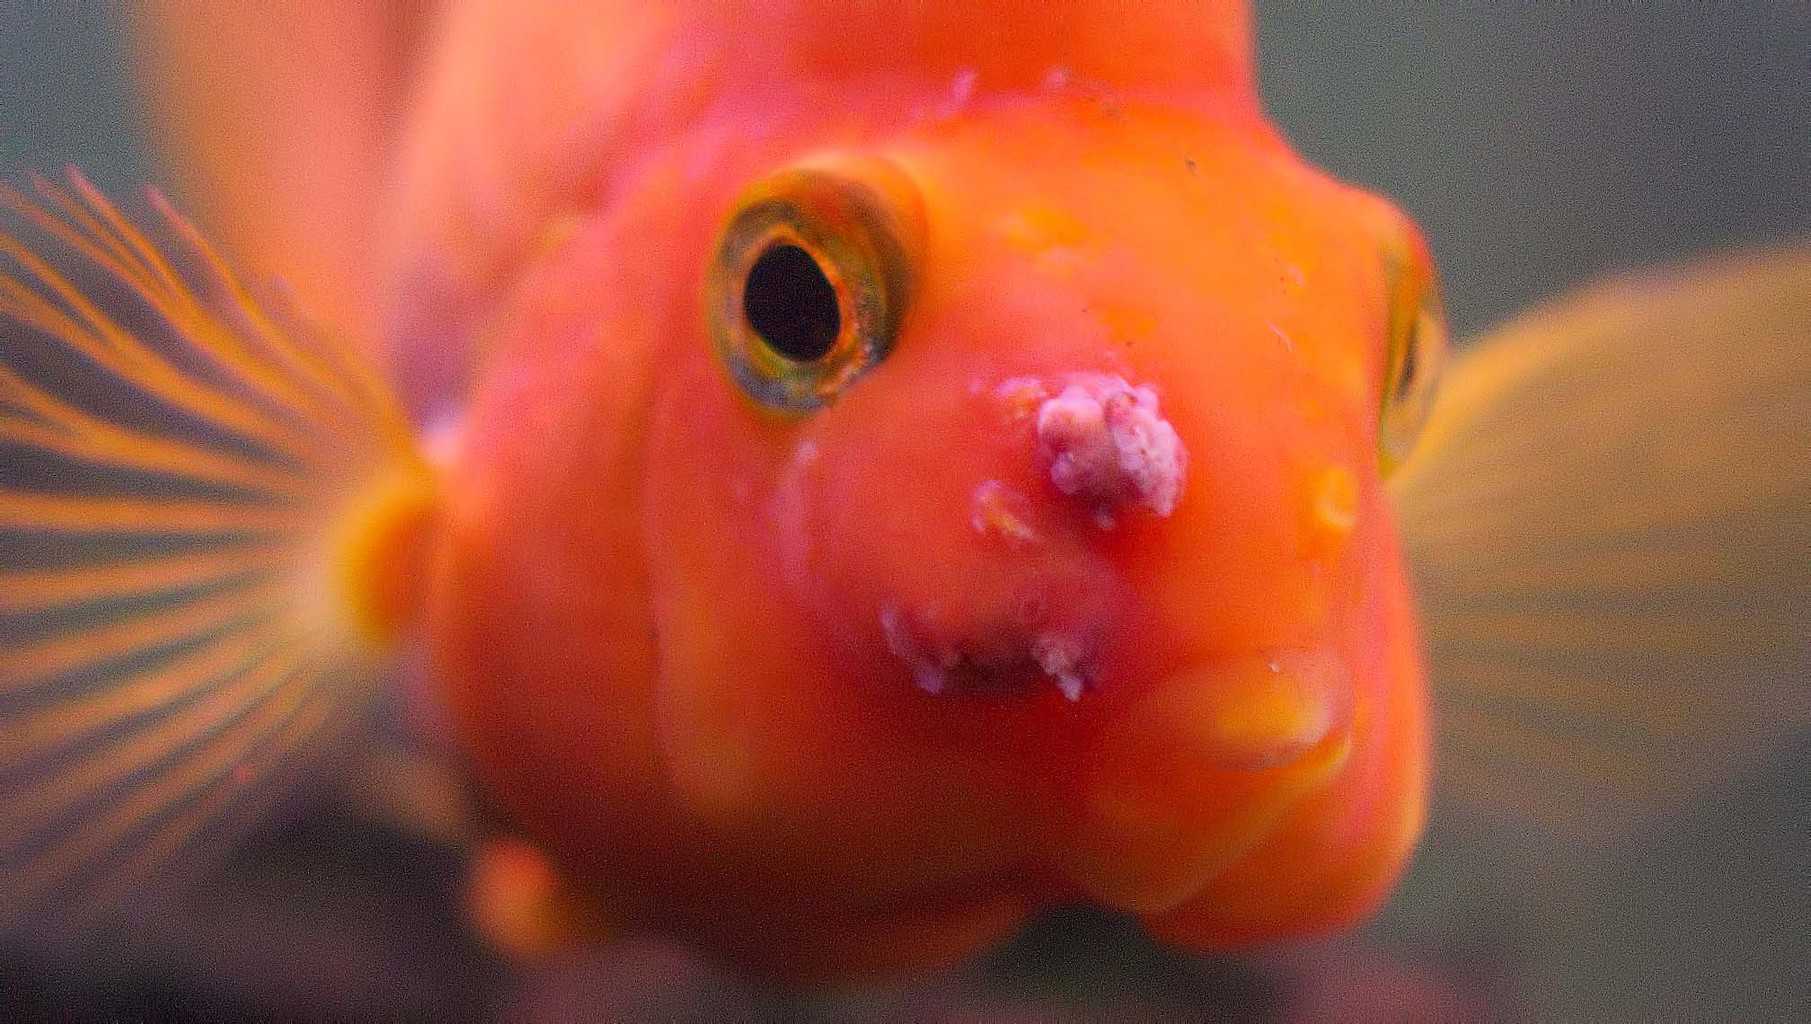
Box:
707;168;915;412
1378;257;1449;475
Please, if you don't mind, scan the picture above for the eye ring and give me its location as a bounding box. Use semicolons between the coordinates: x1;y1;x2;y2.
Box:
707;168;914;412
1378;255;1449;475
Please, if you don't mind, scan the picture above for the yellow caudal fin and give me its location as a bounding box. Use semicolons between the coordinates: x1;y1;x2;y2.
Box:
1391;247;1811;840
0;172;432;940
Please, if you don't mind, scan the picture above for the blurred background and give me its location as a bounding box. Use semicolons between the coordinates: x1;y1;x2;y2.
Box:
3;4;1808;1021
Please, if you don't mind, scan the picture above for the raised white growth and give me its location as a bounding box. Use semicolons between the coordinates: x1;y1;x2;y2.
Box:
1035;374;1186;525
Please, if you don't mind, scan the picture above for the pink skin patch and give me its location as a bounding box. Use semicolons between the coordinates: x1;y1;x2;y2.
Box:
1034;374;1186;526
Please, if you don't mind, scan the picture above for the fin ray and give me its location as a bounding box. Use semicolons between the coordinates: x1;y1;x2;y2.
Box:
5;175;340;427
0;544;279;615
0;239;317;463
0;488;299;533
0;585;284;692
0;622;289;763
0;402;303;498
0;641;303;841
1;653;333;925
61;685;343;932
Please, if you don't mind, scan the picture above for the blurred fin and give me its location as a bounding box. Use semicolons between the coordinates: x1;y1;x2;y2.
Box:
126;3;440;345
0;173;432;939
1391;247;1811;839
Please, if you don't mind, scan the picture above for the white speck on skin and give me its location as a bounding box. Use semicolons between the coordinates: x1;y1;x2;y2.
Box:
1268;322;1295;353
993;376;1050;421
880;605;915;662
881;605;949;695
767;438;826;593
1032;632;1089;701
420;411;466;470
1035;374;1187;522
948;68;978;107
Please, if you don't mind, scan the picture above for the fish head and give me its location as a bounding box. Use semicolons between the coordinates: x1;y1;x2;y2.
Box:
434;85;1446;967
651;93;1446;908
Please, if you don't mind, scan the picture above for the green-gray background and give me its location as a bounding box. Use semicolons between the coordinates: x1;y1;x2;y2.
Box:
6;5;1808;335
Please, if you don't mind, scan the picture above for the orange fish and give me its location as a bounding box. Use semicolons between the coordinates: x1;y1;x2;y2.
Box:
3;0;1808;984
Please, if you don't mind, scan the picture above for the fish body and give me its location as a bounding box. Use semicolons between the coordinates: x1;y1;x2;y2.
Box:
3;0;1806;988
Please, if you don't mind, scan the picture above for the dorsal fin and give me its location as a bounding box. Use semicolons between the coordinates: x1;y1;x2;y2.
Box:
1392;246;1811;839
0;172;431;940
125;4;440;348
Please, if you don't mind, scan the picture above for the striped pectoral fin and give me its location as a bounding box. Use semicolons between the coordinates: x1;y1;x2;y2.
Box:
1390;246;1811;841
0;172;432;939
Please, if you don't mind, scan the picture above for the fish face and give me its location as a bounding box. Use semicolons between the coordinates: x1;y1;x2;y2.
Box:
434;92;1442;971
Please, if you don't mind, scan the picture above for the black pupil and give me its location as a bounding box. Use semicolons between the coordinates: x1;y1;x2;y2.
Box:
743;243;841;362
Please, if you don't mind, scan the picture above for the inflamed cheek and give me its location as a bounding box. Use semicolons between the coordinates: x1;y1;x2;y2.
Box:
769;364;1189;704
1060;645;1357;911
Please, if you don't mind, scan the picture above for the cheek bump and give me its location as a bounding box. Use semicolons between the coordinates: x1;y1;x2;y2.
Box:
1034;374;1187;526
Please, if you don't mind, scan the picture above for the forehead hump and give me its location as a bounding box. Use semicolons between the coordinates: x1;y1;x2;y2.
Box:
389;0;1261;405
733;0;1255;97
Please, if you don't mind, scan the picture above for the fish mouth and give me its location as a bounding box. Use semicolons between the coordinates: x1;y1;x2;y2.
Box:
879;602;1101;701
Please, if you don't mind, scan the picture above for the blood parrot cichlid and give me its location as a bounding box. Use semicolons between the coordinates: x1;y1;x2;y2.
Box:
3;0;1808;982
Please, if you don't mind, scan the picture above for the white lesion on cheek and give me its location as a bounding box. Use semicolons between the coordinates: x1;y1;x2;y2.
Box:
1030;631;1089;702
879;603;957;695
1034;373;1187;525
765;438;824;592
970;479;1043;547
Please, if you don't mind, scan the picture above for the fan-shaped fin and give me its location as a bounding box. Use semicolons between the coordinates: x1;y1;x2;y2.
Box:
1392;247;1811;839
0;173;432;941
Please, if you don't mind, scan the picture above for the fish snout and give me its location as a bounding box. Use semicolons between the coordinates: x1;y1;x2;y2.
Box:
783;362;1197;704
868;372;1190;701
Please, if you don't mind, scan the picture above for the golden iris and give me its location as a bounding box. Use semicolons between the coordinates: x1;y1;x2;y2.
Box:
708;168;913;412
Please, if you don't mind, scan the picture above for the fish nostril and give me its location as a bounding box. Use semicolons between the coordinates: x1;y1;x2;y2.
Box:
1030;373;1187;527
